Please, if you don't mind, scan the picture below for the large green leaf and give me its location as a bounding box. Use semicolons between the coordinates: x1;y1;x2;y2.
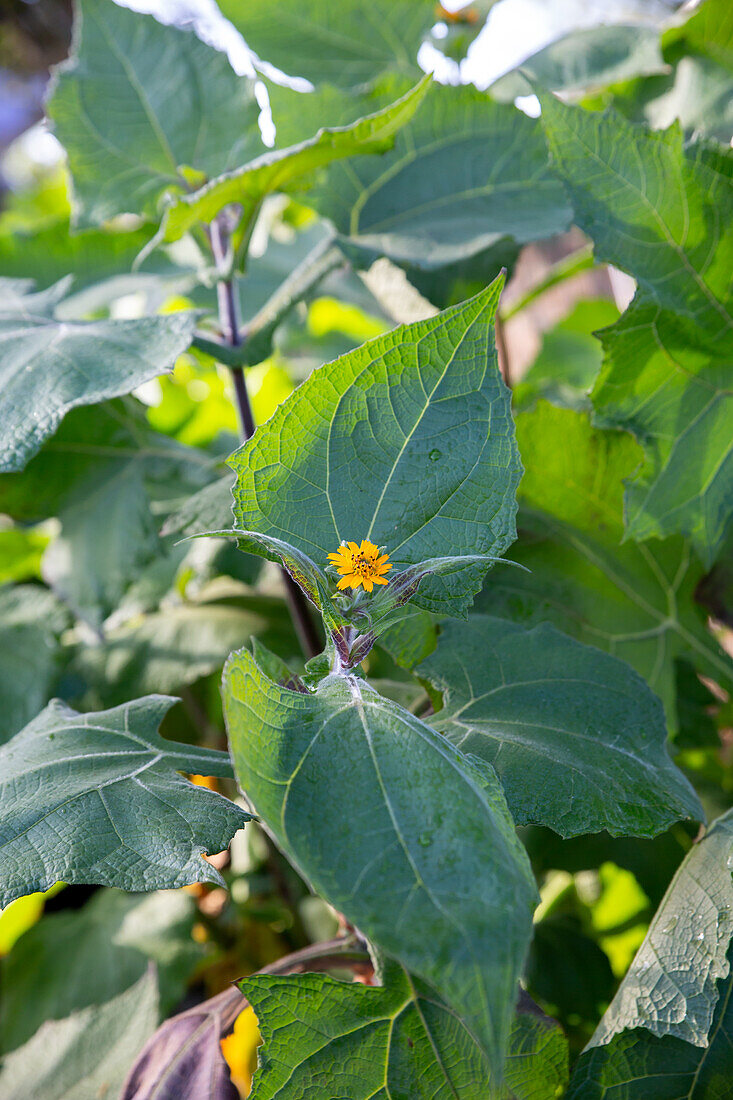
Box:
0;695;249;907
0;585;68;744
0;401;213;627
0;888;205;1053
0;970;157;1100
268;80;572;269
477;404;733;724
490;24;667;101
242;960;568;1100
47;0;261;227
223;647;538;1075
588;807;733;1049
218;0;432;88
153;76;430;248
0;285;195;472
541;97;733;564
566;945;733;1098
230;277;520;617
419;614;702;839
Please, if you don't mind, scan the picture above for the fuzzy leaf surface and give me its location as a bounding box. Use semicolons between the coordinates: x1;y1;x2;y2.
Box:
47;0;261;226
0;696;249;906
230;278;520;617
224;648;537;1075
419;614;702;838
589;808;733;1048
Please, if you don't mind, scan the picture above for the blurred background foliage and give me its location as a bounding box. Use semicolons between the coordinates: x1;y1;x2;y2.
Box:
0;0;730;1095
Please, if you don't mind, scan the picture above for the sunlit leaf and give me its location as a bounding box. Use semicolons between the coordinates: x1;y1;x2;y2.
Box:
48;0;261;226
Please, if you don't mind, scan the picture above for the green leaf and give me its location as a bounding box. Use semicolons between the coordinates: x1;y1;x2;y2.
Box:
566;945;733;1099
588;807;733;1049
47;0;261;227
68;589;298;710
0;888;206;1053
153;76;431;249
230;277;521;618
0;401;213;627
0;970;157;1100
242;960;568;1100
419;614;702;839
267;80;572;269
0;284;195;472
0;585;68;744
477;404;733;724
490;24;668;101
217;0;433;88
223;648;538;1074
540;97;733;564
0;695;249;907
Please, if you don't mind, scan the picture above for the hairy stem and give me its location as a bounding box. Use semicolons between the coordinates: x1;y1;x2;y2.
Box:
209;218;321;659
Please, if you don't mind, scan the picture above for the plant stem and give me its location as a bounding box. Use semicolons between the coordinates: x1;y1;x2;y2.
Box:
209;218;321;660
495;314;512;388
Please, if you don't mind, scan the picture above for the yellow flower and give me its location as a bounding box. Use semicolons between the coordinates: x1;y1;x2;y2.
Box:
328;539;392;593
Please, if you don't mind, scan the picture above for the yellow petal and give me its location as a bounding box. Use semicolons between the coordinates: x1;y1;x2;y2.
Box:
375;554;390;566
337;576;354;590
361;540;379;555
348;541;360;553
373;576;389;585
363;578;373;592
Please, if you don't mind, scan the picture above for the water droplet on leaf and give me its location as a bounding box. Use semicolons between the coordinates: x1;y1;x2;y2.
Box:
429;449;442;462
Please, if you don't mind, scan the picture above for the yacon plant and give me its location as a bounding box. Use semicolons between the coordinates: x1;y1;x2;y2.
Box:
0;1;732;1098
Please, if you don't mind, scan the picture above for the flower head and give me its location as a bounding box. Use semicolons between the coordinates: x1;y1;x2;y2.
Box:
328;540;392;593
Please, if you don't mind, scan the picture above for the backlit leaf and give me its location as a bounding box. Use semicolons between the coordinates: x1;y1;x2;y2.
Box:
229;277;520;617
47;0;261;227
541;97;733;564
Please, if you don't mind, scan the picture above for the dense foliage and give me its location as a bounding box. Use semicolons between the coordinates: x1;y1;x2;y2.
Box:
0;0;731;1096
